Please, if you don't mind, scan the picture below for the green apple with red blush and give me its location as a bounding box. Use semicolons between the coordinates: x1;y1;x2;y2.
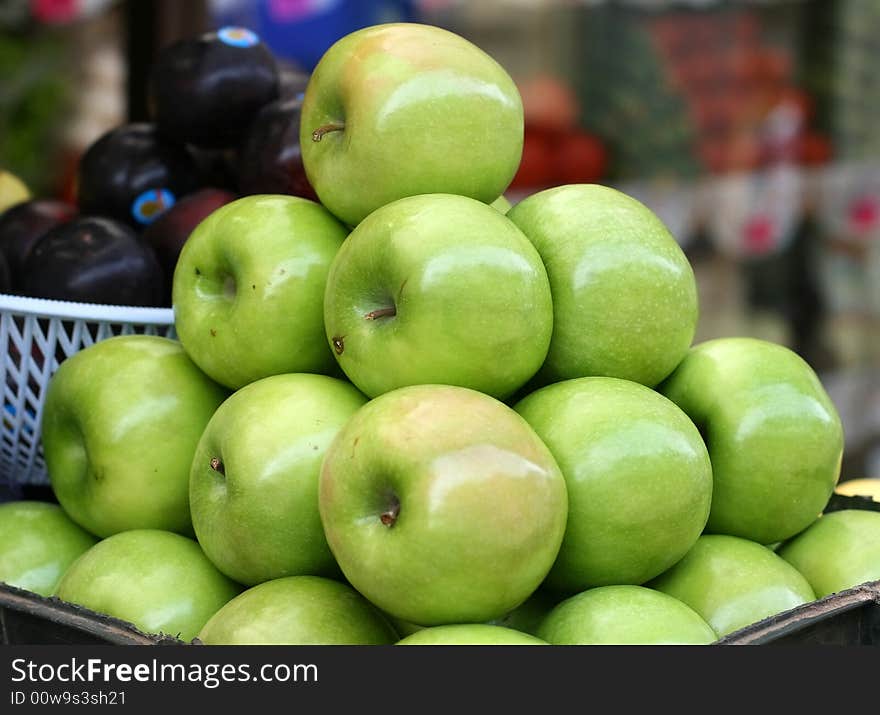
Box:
300;22;524;227
318;383;568;626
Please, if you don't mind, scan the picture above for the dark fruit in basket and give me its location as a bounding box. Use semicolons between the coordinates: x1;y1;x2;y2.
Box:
237;97;317;200
0;250;10;294
21;217;165;306
76;123;200;229
0;199;77;288
142;187;236;302
149;26;280;150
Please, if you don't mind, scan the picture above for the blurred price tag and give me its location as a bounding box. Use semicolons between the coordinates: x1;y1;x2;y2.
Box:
703;165;804;259
817;161;880;242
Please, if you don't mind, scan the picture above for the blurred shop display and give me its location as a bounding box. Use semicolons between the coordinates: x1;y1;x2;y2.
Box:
208;0;420;71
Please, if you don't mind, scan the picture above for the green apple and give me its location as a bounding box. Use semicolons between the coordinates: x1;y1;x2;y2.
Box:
319;384;568;626
506;184;698;387
300;22;523;227
323;193;553;400
0;168;31;214
197;575;398;645
536;585;717;645
0;501;97;596
647;534;816;637
54;529;241;642
396;624;547;645
190;373;367;585
42;335;228;537
173;195;349;390
777;510;880;598
515;377;712;593
658;337;844;545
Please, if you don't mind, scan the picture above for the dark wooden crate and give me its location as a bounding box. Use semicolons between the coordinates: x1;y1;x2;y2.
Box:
719;580;880;645
0;583;182;645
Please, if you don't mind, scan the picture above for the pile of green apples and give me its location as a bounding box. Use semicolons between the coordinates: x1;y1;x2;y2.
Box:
1;22;879;647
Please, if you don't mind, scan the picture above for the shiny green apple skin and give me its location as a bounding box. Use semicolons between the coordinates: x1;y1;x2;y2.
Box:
319;384;568;626
190;373;367;586
777;510;880;598
647;534;816;637
515;377;712;593
537;585;717;645
0;501;97;596
506;184;698;388
300;23;523;227
42;335;229;538
197;576;398;645
54;529;241;642
173;195;349;390
658;337;844;545
323;194;553;400
396;624;547;645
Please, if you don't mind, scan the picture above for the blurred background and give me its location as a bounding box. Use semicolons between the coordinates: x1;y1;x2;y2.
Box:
1;0;878;480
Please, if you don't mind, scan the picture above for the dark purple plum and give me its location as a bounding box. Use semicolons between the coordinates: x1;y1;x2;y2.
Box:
141;187;237;301
237;96;318;200
76;123;200;229
0;199;77;289
149;26;280;149
0;250;10;295
21;217;165;307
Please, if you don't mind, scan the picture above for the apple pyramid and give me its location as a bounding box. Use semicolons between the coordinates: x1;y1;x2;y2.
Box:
26;21;866;647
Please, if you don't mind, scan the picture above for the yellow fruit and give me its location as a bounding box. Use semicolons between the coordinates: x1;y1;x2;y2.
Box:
0;169;31;214
834;478;880;501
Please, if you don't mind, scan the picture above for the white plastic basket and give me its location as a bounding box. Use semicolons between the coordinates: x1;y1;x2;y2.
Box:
0;294;176;487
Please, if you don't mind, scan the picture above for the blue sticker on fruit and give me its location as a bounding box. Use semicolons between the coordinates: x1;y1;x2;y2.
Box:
217;27;261;48
131;188;176;225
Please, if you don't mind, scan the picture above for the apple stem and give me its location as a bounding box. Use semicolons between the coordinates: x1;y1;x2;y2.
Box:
312;123;345;142
332;336;345;355
379;497;400;527
364;306;396;321
210;457;225;476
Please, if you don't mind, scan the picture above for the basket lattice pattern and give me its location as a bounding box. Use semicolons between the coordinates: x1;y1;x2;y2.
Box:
1;310;177;487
